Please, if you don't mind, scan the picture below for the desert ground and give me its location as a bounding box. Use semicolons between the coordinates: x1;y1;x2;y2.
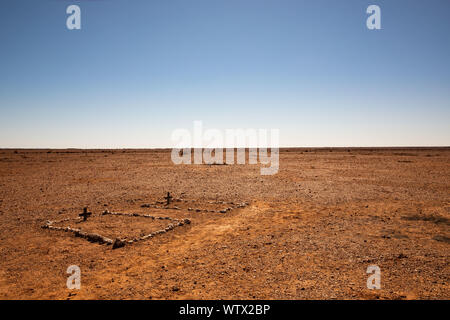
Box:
0;148;448;300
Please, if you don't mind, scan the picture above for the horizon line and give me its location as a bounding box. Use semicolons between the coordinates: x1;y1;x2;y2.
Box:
1;146;449;150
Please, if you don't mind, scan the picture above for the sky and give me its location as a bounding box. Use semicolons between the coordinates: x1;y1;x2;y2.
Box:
0;0;449;148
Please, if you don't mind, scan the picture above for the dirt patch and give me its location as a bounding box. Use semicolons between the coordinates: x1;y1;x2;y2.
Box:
0;147;449;299
403;214;449;226
432;235;450;244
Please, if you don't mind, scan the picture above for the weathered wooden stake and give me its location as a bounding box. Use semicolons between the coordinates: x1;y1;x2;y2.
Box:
164;192;173;205
79;207;92;221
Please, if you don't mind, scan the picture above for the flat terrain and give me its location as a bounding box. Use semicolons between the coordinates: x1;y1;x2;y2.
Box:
0;148;448;299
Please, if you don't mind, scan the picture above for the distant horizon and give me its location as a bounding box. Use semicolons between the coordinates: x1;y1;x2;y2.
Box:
1;145;449;150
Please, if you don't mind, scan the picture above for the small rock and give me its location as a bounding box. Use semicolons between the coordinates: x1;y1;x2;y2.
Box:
112;238;126;249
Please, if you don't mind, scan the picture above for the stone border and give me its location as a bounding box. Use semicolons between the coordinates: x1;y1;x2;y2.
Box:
42;210;190;249
187;201;249;213
141;199;249;214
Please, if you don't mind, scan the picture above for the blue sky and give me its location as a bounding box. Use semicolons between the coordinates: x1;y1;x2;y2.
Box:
0;0;449;148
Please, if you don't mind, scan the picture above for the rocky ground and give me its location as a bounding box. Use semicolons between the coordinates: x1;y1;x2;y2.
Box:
0;148;448;299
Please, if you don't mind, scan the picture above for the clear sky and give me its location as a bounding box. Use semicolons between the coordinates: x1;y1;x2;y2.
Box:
0;0;449;148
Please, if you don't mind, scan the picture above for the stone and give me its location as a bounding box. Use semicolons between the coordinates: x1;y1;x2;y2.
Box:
112;238;126;249
86;233;105;243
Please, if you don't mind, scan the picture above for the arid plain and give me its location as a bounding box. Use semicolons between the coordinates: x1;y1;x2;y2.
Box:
0;148;448;299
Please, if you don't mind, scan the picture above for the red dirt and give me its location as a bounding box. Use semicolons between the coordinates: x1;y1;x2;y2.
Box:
0;148;448;299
